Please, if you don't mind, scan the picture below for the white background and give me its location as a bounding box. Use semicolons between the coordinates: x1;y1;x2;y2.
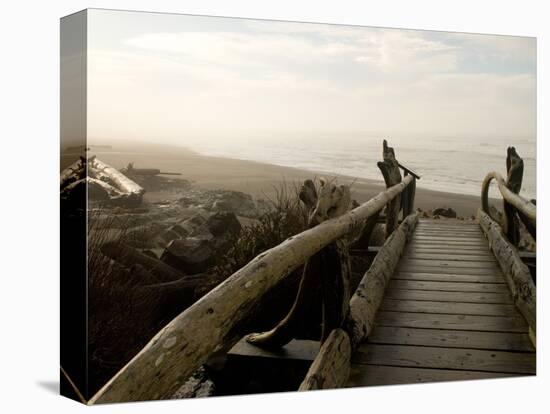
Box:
0;0;547;412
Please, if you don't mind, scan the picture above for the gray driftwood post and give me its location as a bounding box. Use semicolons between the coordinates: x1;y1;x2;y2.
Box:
503;147;524;245
377;140;402;239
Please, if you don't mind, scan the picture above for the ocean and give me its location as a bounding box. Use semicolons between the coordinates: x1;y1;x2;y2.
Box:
187;135;536;200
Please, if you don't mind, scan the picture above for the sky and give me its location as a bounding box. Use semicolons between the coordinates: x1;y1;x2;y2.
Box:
86;9;536;146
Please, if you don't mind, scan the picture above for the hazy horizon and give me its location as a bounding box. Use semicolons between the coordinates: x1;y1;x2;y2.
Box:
82;9;536;148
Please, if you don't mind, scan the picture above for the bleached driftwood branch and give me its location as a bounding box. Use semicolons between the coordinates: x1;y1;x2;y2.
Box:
299;213;419;390
89;175;414;404
478;209;536;336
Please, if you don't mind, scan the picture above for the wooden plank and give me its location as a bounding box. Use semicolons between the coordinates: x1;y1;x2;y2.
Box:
408;244;492;252
367;326;534;352
347;364;520;387
400;259;500;270
406;249;493;257
228;338;319;361
380;299;518;317
393;272;504;284
413;235;485;241
408;243;490;249
385;289;512;304
388;280;509;293
402;253;496;262
376;311;527;332
415;228;481;233
409;241;489;248
397;266;502;277
353;344;536;374
414;232;484;238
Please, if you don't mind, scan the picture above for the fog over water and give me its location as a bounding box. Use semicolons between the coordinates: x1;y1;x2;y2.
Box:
83;9;536;199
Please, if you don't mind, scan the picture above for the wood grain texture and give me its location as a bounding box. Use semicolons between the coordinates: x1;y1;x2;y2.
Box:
353;344;535;374
375;311;527;332
385;289;512;304
393;272;504;283
299;329;351;390
388;280;509;293
367;326;534;351
380;299;518;317
347;364;519;387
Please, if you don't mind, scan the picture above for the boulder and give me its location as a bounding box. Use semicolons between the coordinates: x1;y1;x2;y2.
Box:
432;207;457;218
160;212;242;273
206;211;242;237
161;237;216;274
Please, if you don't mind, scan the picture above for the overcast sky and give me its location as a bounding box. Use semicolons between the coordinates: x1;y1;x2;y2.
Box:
87;9;536;145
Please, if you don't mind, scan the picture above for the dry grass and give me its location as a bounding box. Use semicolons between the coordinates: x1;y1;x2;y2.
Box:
214;181;311;278
87;210;163;394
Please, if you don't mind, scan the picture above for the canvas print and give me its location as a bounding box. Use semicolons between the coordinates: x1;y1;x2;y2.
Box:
60;9;536;404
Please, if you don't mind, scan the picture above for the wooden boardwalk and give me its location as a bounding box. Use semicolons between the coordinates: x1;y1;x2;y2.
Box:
347;219;536;387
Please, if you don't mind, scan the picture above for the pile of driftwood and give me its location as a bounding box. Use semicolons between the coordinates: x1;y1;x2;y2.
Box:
61;156;145;206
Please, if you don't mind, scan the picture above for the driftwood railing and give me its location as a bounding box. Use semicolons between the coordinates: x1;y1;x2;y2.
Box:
89;140;419;403
478;146;536;341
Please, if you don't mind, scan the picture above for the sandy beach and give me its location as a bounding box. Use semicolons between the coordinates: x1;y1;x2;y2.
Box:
65;143;493;218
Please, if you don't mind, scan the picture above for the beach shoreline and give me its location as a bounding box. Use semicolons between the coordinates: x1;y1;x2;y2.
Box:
71;143;498;218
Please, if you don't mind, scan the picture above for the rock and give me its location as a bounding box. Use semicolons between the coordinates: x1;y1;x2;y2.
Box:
206;212;241;237
432;207;457;218
162;237;216;274
160;212;242;273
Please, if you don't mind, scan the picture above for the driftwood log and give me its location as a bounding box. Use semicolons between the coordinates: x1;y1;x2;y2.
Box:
298;213;418;389
89;175;414;404
481;148;535;242
245;178;352;348
299;328;351;390
503;147;524;245
377;140;402;239
346;213;418;347
478;209;536;337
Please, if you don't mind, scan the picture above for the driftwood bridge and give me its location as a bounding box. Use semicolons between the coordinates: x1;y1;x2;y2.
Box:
89;141;536;403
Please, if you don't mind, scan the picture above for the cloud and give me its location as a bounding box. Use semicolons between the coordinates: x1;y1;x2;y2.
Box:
87;19;536;144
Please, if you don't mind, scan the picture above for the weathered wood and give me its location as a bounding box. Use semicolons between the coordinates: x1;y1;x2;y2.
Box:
481;171;535;225
376;311;527;331
403;253;496;262
354;344;535;374
345;213;418;348
89;175;415;403
393;272;503;284
388;280;508;293
408;243;492;252
399;259;500;270
246;179;351;348
478;209;536;335
298;329;352;390
347;364;518;387
377;140;402;238
385;289;512;304
380;299;518;316
368;326;534;351
396;266;502;277
502;147;524;244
